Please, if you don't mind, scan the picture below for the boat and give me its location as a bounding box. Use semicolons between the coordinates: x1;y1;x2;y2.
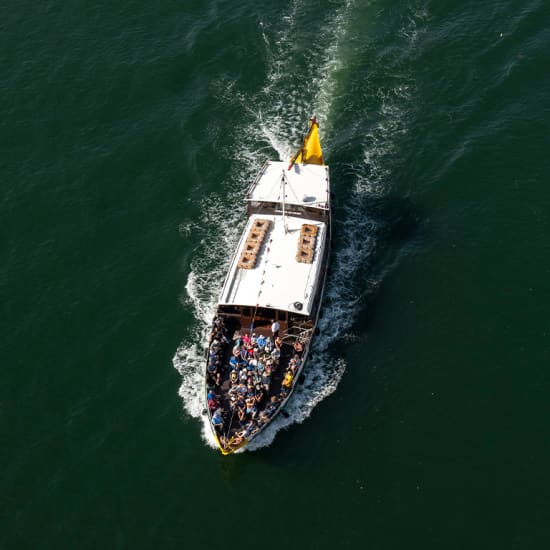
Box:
205;117;331;455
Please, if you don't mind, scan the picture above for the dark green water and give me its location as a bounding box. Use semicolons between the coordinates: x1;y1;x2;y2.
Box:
3;0;550;548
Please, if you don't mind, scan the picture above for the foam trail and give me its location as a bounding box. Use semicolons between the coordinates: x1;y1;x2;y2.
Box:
173;0;423;451
173;193;246;449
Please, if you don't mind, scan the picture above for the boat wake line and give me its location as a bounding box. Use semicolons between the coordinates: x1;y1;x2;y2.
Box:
172;0;424;451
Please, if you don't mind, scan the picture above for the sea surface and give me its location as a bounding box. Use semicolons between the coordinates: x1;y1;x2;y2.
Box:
3;1;550;548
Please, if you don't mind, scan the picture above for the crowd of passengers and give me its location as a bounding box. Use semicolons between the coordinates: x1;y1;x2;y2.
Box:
207;316;305;447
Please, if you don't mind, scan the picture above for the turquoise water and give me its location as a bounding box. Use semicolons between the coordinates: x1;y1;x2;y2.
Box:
3;1;550;548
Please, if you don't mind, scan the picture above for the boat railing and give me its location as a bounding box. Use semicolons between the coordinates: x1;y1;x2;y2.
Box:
245;160;270;199
281;324;313;344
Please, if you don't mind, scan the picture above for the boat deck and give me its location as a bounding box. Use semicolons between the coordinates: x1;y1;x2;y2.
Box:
206;315;309;453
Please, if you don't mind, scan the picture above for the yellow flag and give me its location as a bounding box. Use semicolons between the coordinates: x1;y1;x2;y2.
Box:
289;118;324;168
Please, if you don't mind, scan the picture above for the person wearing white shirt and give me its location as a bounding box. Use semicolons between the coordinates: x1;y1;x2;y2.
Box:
271;319;280;338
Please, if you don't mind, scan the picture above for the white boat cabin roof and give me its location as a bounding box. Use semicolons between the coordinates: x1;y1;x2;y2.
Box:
219;160;330;317
246;161;330;210
219;213;327;317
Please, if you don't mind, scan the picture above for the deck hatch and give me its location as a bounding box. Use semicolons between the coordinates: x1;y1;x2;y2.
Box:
237;218;271;269
296;224;318;264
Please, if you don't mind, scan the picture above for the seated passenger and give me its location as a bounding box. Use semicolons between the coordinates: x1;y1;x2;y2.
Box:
261;371;271;392
254;384;264;404
231;432;245;446
265;396;280;416
212;318;223;333
245;396;257;418
207;360;217;375
282;372;294;388
289;360;299;375
211;410;223;428
258;410;269;425
207;389;219;405
208;397;220;411
256;334;266;349
244;419;258;436
236;399;246;423
293;340;304;355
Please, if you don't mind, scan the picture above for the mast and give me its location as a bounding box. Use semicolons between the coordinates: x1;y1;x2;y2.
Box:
281;170;288;234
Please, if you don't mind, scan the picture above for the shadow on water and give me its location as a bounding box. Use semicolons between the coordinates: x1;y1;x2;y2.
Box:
332;192;423;338
371;193;422;245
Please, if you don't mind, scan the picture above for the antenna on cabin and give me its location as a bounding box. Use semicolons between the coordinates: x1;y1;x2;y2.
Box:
281;170;288;234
